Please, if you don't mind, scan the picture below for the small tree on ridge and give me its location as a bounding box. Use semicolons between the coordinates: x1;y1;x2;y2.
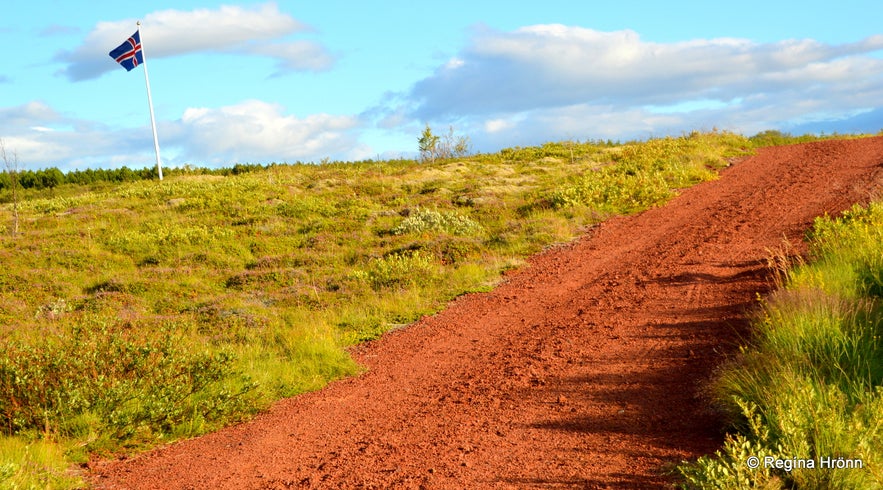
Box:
418;125;471;163
0;139;20;237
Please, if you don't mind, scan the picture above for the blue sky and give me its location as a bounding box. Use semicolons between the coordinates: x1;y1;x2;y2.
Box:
1;1;882;170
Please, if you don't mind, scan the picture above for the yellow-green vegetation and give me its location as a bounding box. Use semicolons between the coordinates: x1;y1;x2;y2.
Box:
0;436;82;489
677;201;883;489
0;131;757;487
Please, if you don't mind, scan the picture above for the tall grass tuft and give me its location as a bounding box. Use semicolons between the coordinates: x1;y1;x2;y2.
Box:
677;200;883;489
0;436;83;489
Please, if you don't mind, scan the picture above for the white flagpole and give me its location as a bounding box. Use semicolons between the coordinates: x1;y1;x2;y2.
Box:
137;21;163;181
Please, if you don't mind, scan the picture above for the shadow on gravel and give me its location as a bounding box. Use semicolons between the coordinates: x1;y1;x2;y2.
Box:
528;367;725;441
522;317;753;461
651;264;767;286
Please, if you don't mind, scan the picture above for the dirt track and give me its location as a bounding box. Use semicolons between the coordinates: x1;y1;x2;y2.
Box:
91;138;883;489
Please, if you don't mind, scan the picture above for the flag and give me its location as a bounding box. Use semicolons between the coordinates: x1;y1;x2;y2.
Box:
109;31;143;71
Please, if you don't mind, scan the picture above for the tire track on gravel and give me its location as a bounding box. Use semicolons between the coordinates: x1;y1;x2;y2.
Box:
92;137;883;489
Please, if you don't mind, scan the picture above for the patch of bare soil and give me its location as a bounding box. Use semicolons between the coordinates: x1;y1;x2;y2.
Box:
91;137;883;489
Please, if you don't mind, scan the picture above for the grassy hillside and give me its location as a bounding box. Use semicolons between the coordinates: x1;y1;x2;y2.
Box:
0;130;783;487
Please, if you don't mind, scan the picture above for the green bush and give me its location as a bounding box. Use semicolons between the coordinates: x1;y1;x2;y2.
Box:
354;250;437;290
0;320;254;443
392;208;483;236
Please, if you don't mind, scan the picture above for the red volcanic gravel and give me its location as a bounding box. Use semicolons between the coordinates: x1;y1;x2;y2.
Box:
90;137;883;489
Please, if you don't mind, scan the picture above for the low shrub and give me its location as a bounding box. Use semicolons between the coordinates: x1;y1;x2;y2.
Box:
0;320;254;445
353;250;437;290
392;208;483;236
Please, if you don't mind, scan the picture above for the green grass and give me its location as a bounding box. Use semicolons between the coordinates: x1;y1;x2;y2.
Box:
0;130;865;488
747;129;879;148
0;436;84;489
677;200;883;489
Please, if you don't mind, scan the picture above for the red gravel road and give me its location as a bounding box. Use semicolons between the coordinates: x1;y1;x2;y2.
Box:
91;138;883;489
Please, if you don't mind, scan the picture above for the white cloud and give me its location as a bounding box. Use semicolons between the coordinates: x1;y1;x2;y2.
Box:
0;101;168;169
465;105;684;150
483;118;516;134
408;25;883;119
174;99;363;164
56;2;333;81
444;57;465;70
0;99;367;170
0;102;153;169
387;24;883;151
0;101;61;128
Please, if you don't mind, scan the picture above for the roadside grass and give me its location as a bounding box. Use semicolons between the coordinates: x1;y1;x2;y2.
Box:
677;200;883;489
0;130;857;488
0;436;83;489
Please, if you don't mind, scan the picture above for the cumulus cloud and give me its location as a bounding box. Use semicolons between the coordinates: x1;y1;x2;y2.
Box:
1;99;367;170
56;2;334;81
0;101;63;129
408;25;883;119
173;100;363;164
0;101;159;169
391;24;883;149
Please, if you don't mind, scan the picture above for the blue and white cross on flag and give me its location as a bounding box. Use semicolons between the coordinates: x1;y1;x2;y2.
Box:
109;31;143;71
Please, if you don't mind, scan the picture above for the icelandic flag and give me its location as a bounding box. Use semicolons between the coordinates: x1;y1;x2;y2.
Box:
109;31;143;71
